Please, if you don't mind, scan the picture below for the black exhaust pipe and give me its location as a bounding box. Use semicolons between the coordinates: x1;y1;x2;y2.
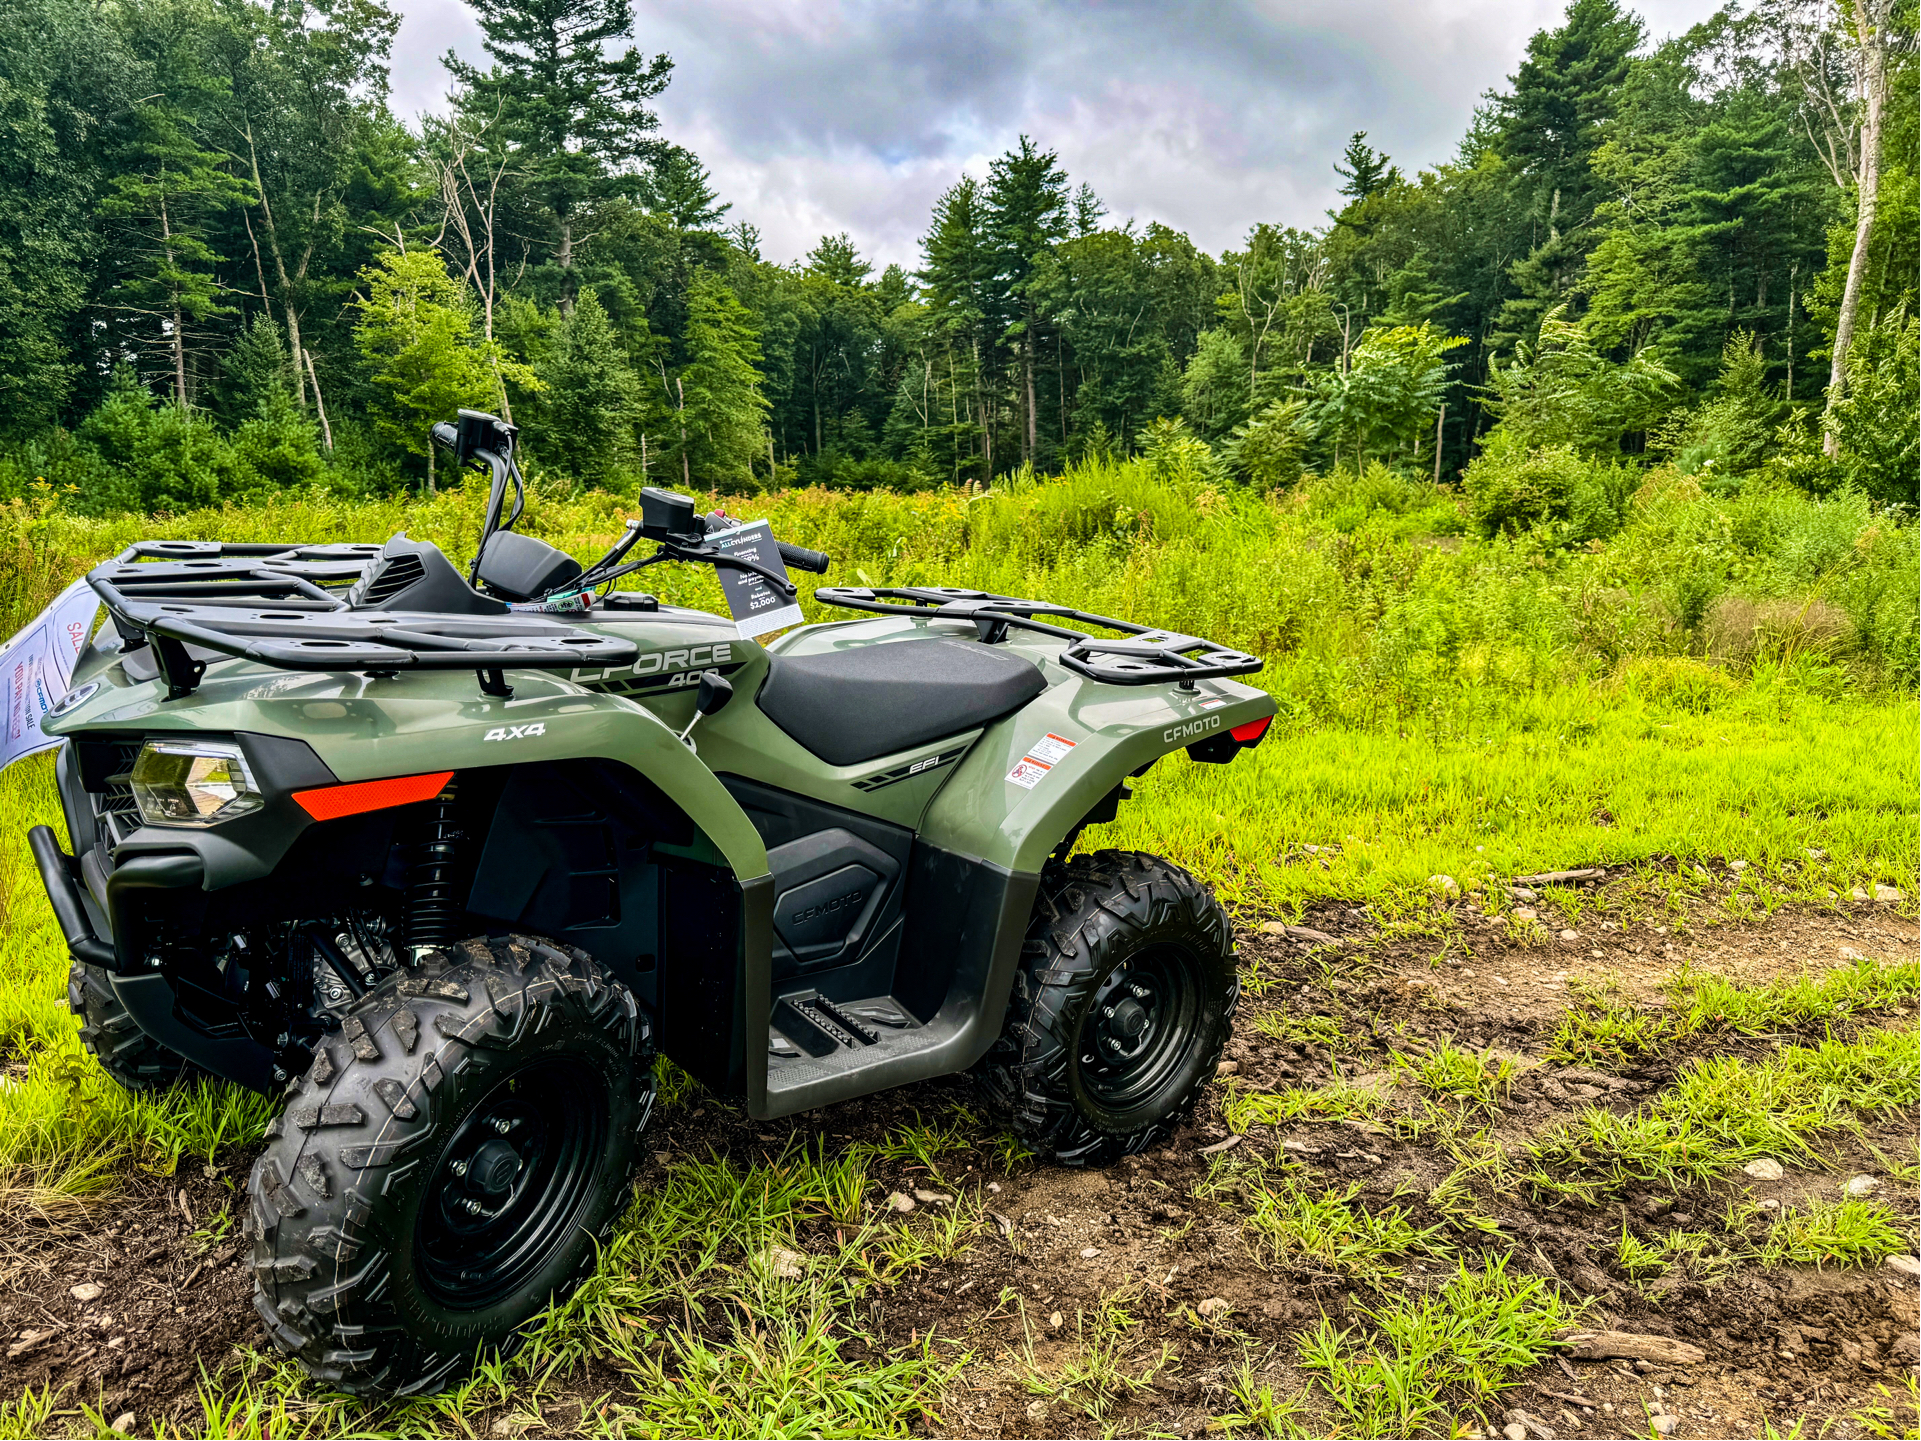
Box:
28;825;116;967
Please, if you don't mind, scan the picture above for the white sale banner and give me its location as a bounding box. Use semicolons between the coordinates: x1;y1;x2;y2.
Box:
1;578;100;770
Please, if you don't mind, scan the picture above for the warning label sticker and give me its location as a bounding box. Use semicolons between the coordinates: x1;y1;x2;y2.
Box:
1026;732;1076;765
1006;756;1052;789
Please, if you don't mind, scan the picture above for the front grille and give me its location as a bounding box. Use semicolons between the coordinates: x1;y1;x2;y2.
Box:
92;740;145;847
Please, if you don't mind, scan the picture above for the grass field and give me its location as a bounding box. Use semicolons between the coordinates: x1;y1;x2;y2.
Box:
0;461;1914;1437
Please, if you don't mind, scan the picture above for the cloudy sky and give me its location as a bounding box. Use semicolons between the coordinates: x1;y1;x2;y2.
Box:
387;0;1727;270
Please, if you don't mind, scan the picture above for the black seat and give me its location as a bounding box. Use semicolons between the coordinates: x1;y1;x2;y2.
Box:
757;638;1047;767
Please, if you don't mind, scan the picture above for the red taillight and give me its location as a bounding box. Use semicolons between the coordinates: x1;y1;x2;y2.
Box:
1230;717;1272;744
294;771;453;822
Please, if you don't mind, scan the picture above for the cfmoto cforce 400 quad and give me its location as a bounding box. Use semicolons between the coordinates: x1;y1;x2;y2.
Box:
27;409;1274;1395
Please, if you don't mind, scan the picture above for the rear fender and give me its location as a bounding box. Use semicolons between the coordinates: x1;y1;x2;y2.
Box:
918;675;1276;875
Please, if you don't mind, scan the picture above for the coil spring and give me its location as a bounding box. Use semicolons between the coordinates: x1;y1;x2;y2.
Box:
404;778;461;955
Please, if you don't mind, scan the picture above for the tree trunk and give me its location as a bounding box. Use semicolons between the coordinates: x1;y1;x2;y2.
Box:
556;212;575;317
304;350;334;452
677;377;690;487
244;127;307;412
1823;1;1889;457
1022;309;1037;461
160;198;187;408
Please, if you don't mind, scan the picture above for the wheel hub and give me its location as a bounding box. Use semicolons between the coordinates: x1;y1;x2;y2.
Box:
415;1058;607;1310
1076;946;1204;1113
466;1137;522;1197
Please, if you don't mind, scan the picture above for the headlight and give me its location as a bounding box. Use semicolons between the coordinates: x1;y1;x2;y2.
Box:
130;741;264;826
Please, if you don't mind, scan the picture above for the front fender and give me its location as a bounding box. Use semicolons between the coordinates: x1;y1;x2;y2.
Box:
918;672;1275;873
56;662;769;883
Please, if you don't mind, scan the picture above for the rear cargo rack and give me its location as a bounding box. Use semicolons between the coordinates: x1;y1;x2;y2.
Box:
87;542;637;700
811;586;1261;689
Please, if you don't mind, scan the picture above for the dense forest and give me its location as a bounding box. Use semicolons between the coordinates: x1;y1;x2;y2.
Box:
0;0;1913;517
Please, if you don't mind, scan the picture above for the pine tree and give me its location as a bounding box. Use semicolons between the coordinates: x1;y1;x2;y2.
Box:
537;289;638;480
1497;0;1644;228
97;100;252;407
1491;0;1645;347
641;144;729;229
1333;132;1401;203
984;135;1068;463
918;176;996;480
444;0;673;310
1070;182;1106;237
672;270;766;487
352;247;534;484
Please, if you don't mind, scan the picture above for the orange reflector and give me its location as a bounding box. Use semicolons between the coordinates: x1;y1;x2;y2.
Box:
294;771;453;822
1230;717;1271;744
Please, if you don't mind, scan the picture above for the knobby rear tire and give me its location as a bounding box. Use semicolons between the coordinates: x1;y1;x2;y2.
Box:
977;850;1239;1166
245;934;653;1397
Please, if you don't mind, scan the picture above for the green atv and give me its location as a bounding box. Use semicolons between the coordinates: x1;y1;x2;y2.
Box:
28;410;1274;1396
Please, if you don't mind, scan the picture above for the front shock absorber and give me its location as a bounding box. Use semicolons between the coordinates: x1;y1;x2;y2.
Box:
404;778;462;957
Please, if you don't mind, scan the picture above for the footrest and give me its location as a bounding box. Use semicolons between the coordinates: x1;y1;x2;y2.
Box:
768;993;918;1058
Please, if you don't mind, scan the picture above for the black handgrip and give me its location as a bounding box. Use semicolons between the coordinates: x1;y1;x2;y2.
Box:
778;540;830;575
698;511;829;574
429;421;458;451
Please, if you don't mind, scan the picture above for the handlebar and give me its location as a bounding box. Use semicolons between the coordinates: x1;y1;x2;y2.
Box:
775;540;830;575
697;511;830;575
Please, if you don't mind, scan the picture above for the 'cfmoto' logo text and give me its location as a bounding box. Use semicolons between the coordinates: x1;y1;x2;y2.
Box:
1162;715;1221;743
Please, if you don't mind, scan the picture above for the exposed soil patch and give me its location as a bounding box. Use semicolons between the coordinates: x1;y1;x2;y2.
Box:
0;1166;255;1434
2;894;1915;1439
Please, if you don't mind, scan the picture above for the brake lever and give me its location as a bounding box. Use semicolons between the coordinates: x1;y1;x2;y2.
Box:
663;538;798;597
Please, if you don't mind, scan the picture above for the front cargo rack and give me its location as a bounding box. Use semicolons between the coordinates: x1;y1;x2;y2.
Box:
87;541;638;700
811;586;1261;689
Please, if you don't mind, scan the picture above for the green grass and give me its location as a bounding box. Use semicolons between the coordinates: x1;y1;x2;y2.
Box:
1221;1074;1390;1131
1296;1256;1580;1438
1018;1285;1173;1426
1758;1198;1911;1270
1197;1161;1443;1279
1548;956;1919;1069
1399;1040;1516;1110
1524;1028;1920;1201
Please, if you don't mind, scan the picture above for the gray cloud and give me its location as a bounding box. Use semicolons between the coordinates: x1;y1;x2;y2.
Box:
389;0;1728;269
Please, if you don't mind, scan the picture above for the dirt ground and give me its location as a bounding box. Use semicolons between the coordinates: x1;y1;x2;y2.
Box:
3;890;1916;1439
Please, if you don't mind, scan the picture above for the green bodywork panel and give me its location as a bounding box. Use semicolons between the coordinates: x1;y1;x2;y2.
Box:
48;602;1276;880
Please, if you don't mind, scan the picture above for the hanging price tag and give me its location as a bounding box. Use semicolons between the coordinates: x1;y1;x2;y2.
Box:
706;521;805;640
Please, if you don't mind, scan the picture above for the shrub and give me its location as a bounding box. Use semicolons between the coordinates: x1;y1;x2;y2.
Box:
1702;596;1851;672
72;373;259;513
1616;656;1738;713
1302;463;1464;537
1461;441;1633;541
1219;398;1308;490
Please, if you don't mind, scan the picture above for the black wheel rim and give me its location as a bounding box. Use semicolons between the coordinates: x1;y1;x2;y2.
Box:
415;1057;608;1310
1074;944;1206;1114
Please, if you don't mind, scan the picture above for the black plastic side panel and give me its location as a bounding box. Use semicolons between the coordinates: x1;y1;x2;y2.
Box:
659;866;769;1097
893;844;1032;1032
465;760;695;1005
718;776;912;985
109;974;274;1090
